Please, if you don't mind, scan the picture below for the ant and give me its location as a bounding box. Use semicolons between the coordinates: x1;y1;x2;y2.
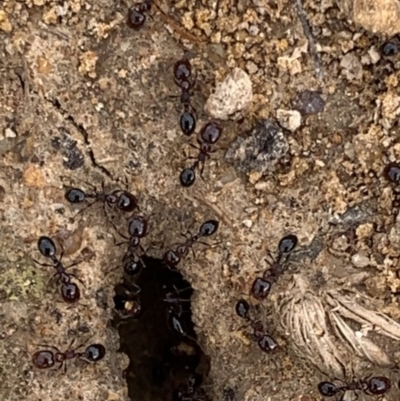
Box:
318;376;391;399
234;301;278;353
32;338;106;372
250;234;298;301
163;219;219;269
180;121;223;187
127;0;153;29
163;283;193;332
31;236;82;303
234;300;278;352
65;183;138;214
250;320;278;353
113;215;150;276
173;58;196;136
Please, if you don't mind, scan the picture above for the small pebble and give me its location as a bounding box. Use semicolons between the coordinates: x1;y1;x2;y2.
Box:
225;119;288;174
292;90;325;116
351;253;370;268
4;128;17;138
276;109;302;132
205;67;252;120
23;165;45;188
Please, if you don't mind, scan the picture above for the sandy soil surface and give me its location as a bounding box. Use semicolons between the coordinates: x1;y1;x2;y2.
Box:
2;0;400;401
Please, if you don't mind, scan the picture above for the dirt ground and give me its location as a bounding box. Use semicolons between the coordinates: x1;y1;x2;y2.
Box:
2;0;400;401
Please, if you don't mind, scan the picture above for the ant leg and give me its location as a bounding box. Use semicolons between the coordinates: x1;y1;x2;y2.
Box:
68;274;85;287
110;220;129;242
199;161;206;180
29;256;54;268
66;338;76;350
65;260;81;270
73;200;97;217
72;335;92;352
56;360;64;372
183;155;197;163
46;272;59;291
265;250;275;266
189;69;196;90
188;143;201;152
34;344;62;353
189;102;197;116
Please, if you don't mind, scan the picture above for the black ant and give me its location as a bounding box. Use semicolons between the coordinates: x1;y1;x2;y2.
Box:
163;219;219;269
180;121;223;187
318;376;391;399
111;215;150;276
250;320;278;353
65;183;138;214
32;338;106;372
173;58;196;136
127;0;153;29
234;302;278;354
31;236;82;303
250;234;298;301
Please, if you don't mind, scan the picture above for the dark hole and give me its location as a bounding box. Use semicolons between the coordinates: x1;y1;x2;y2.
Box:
113;256;209;401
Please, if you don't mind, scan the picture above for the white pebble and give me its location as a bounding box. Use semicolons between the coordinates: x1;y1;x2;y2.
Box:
276;109;302;132
205;67;253;120
351;253;370;268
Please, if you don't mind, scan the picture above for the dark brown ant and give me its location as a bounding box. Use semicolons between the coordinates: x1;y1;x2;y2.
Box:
127;0;153;29
179;121;223;187
250;234;298;301
32;339;106;372
31;236;82;303
163;219;219;268
65;184;137;214
173;58;196;136
318;376;391;398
